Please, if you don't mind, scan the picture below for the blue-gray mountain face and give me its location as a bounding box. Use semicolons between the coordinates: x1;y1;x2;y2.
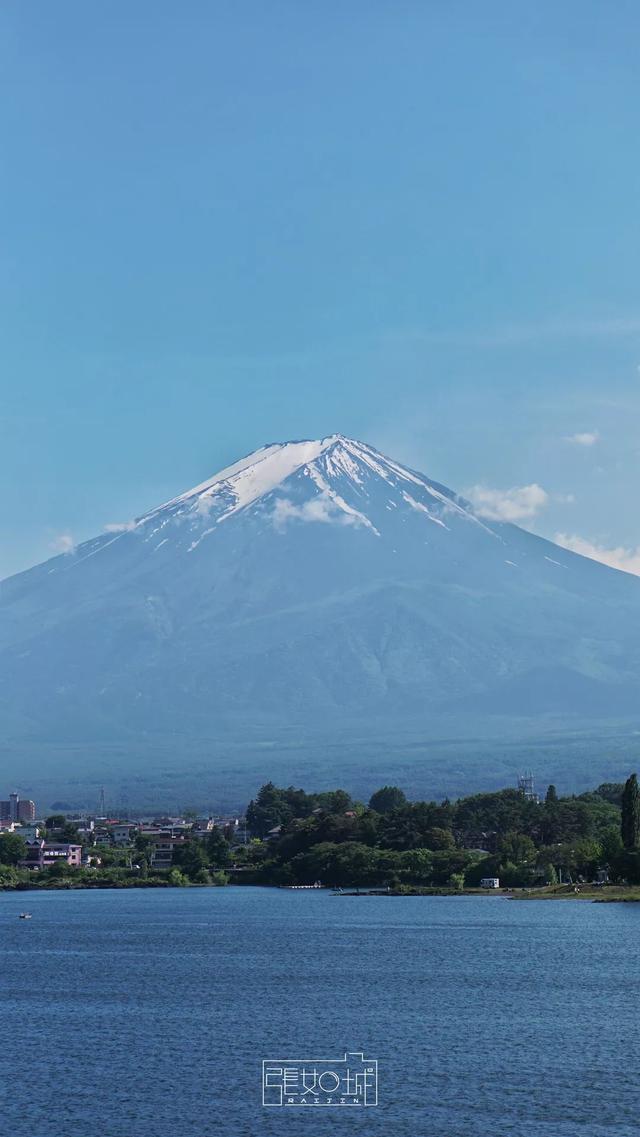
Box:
1;436;639;806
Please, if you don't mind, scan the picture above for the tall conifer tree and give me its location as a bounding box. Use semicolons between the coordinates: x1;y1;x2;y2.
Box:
621;773;640;849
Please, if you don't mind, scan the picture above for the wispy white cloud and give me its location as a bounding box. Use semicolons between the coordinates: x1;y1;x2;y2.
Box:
382;315;640;350
554;533;640;576
485;316;640;345
466;483;549;523
565;430;599;447
50;532;75;554
104;520;137;533
273;494;361;530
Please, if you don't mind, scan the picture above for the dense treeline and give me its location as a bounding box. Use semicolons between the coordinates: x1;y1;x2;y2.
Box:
239;778;633;889
2;775;638;892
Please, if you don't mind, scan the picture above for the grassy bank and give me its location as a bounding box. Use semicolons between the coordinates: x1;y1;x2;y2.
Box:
510;883;640;902
345;883;640;901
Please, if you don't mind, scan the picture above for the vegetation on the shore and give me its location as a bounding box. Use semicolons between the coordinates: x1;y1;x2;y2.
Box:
3;773;640;895
238;776;636;890
0;861;230;891
0;824;231;891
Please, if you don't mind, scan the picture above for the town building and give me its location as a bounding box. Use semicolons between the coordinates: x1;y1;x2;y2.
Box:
19;840;82;870
148;834;187;870
141;822;190;840
480;877;500;889
111;824;137;846
193;818;215;839
68;817;95;832
0;793;37;823
73;823;96;842
215;817;240;832
455;830;498;854
17;825;41;842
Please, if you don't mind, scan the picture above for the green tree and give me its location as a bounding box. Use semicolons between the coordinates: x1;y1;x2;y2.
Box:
206;827;230;867
290;842;381;887
565;838;603;878
612;849;640;885
429;849;477;886
246;783;295;837
594;782;624;806
355;811;381;847
621;773;640;849
0;864;21;887
271;817;320;861
47;858;72;878
454;788;539;841
464;855;500;888
399;849;433;883
423;827;455;851
133;832;152;868
315;790;354;814
167;867;189;887
499;859;534;888
0;833;27;865
573;793;622;838
498;831;536;865
45;814;67;829
379;802;447;850
537;839;602;881
315;813;359;845
368;786;408;815
56;822;80;842
210;870;229;886
600;825;623;866
329;843;381;887
545;784;558;803
540;799;595;845
172;840;209;881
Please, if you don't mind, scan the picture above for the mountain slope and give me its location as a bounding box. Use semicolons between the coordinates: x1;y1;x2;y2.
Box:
1;435;639;803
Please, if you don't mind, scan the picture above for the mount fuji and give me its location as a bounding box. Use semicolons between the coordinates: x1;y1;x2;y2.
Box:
1;435;639;806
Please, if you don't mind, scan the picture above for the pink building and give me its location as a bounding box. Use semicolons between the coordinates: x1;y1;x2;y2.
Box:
19;840;82;870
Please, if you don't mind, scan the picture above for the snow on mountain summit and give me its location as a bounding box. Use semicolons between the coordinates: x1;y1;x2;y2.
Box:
147;436;343;519
131;434;489;551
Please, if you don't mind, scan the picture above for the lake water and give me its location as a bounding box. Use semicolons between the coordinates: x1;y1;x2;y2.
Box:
1;886;639;1136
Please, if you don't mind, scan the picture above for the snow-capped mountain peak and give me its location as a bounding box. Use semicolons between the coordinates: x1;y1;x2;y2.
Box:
2;432;640;803
149;436;343;519
133;434;487;549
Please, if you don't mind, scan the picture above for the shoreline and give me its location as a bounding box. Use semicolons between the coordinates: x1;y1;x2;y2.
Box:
332;884;640;902
3;879;640;902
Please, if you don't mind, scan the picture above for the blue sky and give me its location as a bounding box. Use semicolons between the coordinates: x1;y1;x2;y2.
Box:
2;1;640;578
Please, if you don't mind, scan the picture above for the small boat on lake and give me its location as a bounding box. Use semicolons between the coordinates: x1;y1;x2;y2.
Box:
19;913;32;919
